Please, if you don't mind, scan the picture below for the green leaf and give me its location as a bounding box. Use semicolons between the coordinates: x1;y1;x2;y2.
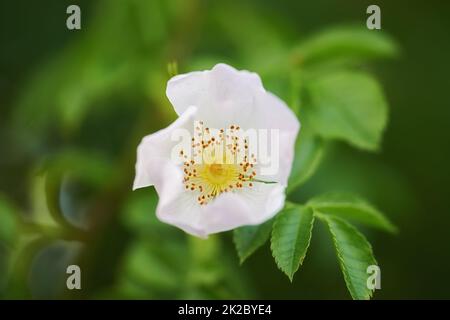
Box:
233;219;273;263
304;71;388;151
293;26;398;67
287;128;325;194
270;206;314;281
322;215;377;300
308;192;397;233
0;195;19;245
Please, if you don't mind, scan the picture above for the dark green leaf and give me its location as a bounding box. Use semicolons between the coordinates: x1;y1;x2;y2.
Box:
233;219;273;263
271;206;314;281
304;71;388;150
323;216;377;300
293;26;398;67
308;192;397;233
287;128;325;194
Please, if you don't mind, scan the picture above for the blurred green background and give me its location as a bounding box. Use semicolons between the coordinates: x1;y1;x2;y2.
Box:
1;0;449;299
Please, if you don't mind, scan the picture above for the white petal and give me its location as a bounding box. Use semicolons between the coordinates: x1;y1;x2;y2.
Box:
202;183;285;233
156;177;285;237
167;63;264;128
167;63;298;127
252;92;300;185
153;163;210;238
133;106;197;190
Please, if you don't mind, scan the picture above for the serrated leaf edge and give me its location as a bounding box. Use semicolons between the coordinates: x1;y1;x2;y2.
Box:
270;207;315;282
320;214;377;300
308;197;397;233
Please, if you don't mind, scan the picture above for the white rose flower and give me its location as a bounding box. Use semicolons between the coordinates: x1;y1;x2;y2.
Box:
133;63;300;238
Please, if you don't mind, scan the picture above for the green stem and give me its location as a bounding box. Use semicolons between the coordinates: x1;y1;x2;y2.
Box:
251;178;277;184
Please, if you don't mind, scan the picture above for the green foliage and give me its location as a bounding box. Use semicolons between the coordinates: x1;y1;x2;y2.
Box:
251;197;384;299
270;206;315;281
322;215;377;300
307;193;397;233
43;150;115;188
303;71;388;151
12;0;171;144
112;189;252;299
293;26;399;67
184;236;251;299
287;128;325;194
237;193;393;300
233;219;273;264
120;241;184;293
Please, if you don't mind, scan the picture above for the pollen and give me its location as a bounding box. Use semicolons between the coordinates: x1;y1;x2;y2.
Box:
181;123;257;205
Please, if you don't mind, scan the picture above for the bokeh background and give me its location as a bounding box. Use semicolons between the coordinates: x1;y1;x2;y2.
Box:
1;0;449;299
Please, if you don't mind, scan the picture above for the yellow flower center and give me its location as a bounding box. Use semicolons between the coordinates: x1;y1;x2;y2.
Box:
203;163;238;185
181;123;256;205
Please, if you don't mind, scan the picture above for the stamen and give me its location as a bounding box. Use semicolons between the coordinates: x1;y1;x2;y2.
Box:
182;123;258;205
